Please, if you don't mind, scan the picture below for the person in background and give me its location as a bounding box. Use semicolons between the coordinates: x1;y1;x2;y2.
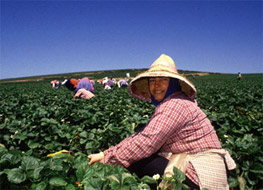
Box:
73;77;95;99
104;83;111;90
108;77;115;87
238;72;242;80
102;77;113;90
102;77;108;85
50;80;61;88
74;88;95;99
88;54;236;190
75;77;95;94
62;78;79;91
117;79;128;88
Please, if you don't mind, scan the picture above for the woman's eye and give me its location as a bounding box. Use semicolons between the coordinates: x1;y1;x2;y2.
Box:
160;78;168;82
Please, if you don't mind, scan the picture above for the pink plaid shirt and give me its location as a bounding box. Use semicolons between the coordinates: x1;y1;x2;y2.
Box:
74;88;94;99
102;92;222;185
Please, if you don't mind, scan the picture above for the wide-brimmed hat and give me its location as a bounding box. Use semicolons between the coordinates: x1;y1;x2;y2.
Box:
128;54;196;101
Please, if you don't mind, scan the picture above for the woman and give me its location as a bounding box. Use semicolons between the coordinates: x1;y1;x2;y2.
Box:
73;77;95;99
62;78;79;91
75;77;95;94
117;79;128;88
88;54;236;189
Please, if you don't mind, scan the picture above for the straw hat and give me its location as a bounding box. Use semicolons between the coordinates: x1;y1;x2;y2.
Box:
128;54;196;101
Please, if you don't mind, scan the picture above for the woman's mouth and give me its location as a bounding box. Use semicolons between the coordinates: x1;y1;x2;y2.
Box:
154;90;163;94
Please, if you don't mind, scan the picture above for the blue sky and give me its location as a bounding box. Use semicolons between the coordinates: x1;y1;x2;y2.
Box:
1;0;262;79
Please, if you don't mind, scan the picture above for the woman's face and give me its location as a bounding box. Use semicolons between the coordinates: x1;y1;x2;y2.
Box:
149;77;170;101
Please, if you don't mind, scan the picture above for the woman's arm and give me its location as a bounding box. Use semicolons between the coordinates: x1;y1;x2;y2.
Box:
101;99;186;167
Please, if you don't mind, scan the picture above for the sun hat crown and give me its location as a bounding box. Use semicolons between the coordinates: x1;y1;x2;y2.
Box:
128;54;196;101
149;54;178;73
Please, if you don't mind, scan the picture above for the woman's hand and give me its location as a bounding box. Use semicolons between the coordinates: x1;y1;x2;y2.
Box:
88;152;104;166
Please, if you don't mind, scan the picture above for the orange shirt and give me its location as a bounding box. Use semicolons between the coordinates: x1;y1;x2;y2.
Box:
70;78;79;89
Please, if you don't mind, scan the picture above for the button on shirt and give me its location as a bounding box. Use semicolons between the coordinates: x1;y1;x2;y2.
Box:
102;92;222;184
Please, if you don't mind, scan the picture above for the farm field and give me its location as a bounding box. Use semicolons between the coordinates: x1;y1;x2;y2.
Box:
0;73;262;190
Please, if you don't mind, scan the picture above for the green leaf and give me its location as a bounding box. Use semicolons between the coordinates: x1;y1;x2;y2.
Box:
50;159;63;171
52;153;74;164
250;169;263;174
49;177;67;186
49;118;59;125
228;176;239;188
6;168;26;184
88;133;95;139
28;140;40;149
238;176;246;190
122;176;138;189
33;166;44;179
173;183;184;190
14;133;27;140
76;165;85;181
80;138;87;144
21;156;39;171
110;180;122;190
83;182;98;190
45;143;54;150
141;175;157;184
1;152;22;165
85;142;93;149
45;136;51;141
65;184;76;190
172;167;185;183
110;126;122;133
250;162;263;174
83;178;103;190
31;181;48;190
107;174;120;183
0;146;7;156
79;131;88;138
138;183;151;190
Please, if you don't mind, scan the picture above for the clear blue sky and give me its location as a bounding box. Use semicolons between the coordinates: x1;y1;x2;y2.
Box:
1;0;262;79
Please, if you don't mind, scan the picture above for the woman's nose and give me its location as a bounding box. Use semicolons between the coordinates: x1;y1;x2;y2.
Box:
154;80;160;87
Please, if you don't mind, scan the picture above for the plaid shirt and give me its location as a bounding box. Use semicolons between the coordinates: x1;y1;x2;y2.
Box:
102;92;222;185
75;88;94;99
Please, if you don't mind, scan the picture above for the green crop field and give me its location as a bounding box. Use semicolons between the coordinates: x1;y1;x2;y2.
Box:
0;73;262;189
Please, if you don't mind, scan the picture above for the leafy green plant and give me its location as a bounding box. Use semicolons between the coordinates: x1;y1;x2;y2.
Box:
1;74;263;189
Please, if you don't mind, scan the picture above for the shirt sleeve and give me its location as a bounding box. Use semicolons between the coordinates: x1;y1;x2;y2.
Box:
101;99;187;167
74;90;82;97
85;91;95;99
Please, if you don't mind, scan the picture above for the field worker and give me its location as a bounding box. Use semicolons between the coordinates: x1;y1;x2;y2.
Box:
238;72;242;80
102;77;108;85
102;77;113;90
50;80;61;88
104;83;111;90
62;78;79;91
117;79;128;88
74;88;95;99
88;54;236;190
108;77;115;87
75;77;95;93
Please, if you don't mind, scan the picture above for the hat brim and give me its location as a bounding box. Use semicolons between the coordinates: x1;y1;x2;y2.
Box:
128;70;196;101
